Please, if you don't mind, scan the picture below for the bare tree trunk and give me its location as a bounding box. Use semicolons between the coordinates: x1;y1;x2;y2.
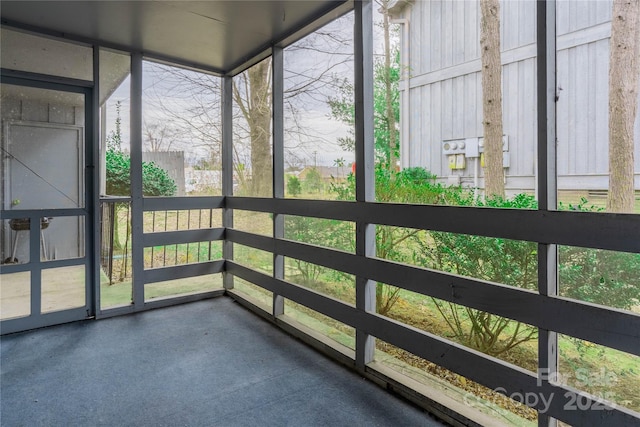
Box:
480;0;505;199
382;0;398;171
607;0;640;213
247;60;273;197
232;60;273;197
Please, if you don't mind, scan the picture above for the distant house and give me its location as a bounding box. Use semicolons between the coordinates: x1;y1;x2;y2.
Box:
389;0;640;198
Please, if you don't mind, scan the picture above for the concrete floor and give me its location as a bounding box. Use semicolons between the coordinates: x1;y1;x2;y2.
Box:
1;297;447;426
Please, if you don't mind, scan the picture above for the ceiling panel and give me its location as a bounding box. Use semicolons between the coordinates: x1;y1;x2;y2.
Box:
1;1;348;74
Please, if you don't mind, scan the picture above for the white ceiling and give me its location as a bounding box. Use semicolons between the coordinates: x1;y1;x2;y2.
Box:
1;1;349;75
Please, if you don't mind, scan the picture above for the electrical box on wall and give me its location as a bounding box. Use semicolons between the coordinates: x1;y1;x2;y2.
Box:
465;137;479;158
478;135;509;153
448;155;457;169
443;135;509;170
442;139;466;155
448;154;466;170
480;152;510;168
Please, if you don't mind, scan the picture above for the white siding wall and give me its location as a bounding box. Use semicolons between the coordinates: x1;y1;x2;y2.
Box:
400;0;640;192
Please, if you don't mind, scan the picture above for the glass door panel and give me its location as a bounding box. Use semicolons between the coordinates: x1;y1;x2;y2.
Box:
1;81;91;332
41;266;86;313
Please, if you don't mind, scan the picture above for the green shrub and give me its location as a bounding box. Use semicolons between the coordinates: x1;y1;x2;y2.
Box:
106;149;177;197
559;248;640;310
287;175;302;197
327;166;639;357
284;215;354;297
412;194;539;356
303;168;324;194
141;159;177;197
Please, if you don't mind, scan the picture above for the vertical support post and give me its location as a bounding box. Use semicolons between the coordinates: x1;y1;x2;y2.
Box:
354;0;376;371
537;1;558;426
99;107;107;195
130;53;145;308
99;105;108;304
30;214;41;316
272;46;285;316
90;45;100;316
222;75;234;290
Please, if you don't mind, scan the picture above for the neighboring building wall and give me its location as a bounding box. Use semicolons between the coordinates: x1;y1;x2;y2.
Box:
394;0;640;194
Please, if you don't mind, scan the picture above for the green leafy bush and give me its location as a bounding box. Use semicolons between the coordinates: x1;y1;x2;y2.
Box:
287;175;302;197
284;215;355;301
559;248;640;310
306;165;639;357
141;159;177;197
412;194;539;356
106;149;177;197
303;168;324;194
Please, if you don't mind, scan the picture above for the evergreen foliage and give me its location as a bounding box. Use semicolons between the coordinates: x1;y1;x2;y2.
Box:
106;149;177;197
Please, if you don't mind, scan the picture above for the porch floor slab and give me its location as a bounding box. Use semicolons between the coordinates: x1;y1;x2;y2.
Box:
1;297;446;426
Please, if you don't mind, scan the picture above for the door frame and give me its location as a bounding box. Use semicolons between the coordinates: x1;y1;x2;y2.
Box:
0;72;96;334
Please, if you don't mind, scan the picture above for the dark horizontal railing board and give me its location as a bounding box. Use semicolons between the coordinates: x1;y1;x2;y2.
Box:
364;312;634;427
228;262;634;426
540;384;640;427
143;260;224;284
227;197;349;219
369;203;639;253
227;262;361;325
143;196;224;212
0;208;87;219
143;228;224;247
226;229;640;356
361;257;640;357
226;197;640;253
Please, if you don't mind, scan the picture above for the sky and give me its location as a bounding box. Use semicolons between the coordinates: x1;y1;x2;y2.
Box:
103;8;393;168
